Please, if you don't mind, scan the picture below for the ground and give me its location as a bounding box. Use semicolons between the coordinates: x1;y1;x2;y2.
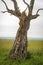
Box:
0;39;43;65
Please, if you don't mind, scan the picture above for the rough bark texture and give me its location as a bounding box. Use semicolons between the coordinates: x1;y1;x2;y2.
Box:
9;16;30;59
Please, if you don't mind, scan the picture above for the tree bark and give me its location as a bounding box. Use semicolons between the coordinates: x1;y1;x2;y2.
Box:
9;17;30;59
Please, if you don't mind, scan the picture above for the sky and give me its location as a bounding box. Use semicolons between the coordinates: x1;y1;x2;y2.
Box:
0;0;43;39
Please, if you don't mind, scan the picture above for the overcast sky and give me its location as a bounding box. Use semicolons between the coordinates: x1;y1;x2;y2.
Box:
0;0;43;39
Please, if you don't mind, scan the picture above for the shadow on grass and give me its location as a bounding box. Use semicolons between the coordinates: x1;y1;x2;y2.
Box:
27;52;32;59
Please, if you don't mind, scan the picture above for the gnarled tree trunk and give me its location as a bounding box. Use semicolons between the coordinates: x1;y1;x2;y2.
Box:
9;17;30;59
1;0;42;60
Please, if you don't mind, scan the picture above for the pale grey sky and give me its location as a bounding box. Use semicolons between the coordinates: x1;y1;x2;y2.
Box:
0;0;43;39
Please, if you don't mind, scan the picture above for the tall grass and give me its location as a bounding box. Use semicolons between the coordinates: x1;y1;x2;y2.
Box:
0;39;43;65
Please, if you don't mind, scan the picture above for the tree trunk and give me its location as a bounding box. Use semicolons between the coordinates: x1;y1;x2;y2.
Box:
9;18;30;59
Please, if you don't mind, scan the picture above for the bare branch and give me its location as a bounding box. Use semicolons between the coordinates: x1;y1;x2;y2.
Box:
31;8;43;20
31;14;39;20
11;0;19;11
1;11;8;13
1;0;14;14
23;0;29;9
11;0;21;15
29;0;35;15
36;8;43;14
1;9;21;18
1;10;16;15
1;0;10;11
31;8;43;19
1;0;21;18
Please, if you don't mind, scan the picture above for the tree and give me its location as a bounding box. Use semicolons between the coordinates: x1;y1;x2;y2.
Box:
1;0;43;59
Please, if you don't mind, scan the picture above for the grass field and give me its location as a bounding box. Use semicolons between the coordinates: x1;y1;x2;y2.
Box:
0;39;43;65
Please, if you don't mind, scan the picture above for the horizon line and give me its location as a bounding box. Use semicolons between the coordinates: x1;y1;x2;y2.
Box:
0;37;43;40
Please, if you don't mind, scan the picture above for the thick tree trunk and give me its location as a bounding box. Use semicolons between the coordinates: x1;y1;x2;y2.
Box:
9;18;30;59
1;0;41;60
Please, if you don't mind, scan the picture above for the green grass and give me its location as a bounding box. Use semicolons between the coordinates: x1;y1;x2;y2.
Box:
0;39;43;65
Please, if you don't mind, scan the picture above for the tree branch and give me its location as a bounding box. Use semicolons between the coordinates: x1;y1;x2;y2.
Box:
29;0;35;15
11;0;19;11
1;0;10;11
11;0;21;16
1;0;21;18
36;8;43;14
1;10;17;15
23;0;29;9
31;8;43;20
31;14;39;20
1;0;14;15
1;11;8;13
